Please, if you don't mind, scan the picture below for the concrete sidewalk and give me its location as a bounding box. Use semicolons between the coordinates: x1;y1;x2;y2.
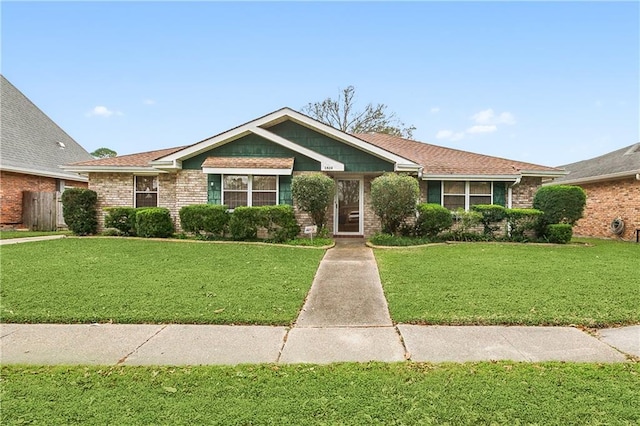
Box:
0;235;67;245
1;323;633;365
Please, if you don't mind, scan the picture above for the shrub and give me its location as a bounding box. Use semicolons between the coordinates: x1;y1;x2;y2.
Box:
505;208;543;241
259;205;300;243
105;207;138;236
291;174;335;230
415;203;453;238
546;223;573;244
370;173;420;235
61;188;98;235
533;185;586;228
135;208;174;238
369;233;431;247
471;204;507;237
229;206;260;240
179;204;229;237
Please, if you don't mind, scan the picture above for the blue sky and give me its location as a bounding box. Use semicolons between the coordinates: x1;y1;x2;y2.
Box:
2;1;638;166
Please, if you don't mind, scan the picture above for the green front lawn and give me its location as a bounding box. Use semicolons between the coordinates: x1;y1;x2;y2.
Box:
2;363;638;425
0;230;71;239
375;239;640;327
0;238;325;325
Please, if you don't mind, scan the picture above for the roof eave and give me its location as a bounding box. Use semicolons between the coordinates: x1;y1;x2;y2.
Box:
548;169;640;185
1;164;89;182
61;165;167;174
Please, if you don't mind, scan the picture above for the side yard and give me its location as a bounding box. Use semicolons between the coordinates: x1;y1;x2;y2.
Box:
375;239;640;327
0;238;325;325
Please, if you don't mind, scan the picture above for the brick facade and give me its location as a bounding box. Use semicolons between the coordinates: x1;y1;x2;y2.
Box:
572;177;640;241
0;170;87;227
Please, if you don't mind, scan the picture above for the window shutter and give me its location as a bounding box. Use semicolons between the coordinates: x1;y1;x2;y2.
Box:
427;180;442;204
493;182;506;206
207;174;222;204
279;175;293;205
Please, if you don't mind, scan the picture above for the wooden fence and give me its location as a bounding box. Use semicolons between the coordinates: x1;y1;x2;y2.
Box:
22;191;66;231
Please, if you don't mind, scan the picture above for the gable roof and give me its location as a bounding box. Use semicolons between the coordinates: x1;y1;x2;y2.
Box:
552;143;640;184
148;107;420;172
355;133;565;179
0;75;93;181
67;146;186;173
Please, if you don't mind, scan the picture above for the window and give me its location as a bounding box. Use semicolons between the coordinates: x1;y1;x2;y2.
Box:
442;181;492;210
222;175;277;209
135;176;158;207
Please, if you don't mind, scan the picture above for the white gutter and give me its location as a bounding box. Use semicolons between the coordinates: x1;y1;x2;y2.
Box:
507;176;522;209
61;165;167;174
1;164;89;182
546;169;640;186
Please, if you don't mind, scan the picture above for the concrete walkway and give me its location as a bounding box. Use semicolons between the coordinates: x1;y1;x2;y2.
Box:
1;238;637;365
0;235;66;245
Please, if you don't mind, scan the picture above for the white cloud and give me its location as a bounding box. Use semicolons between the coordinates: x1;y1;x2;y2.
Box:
471;108;516;125
86;105;122;118
436;130;453;139
430;107;440;113
467;125;497;134
436;130;465;141
143;99;156;105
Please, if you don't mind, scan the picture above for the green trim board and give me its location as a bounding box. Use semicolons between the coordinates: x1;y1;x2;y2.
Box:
266;120;395;172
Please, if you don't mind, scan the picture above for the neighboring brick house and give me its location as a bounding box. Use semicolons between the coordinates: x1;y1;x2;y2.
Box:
552;143;640;241
0;75;93;228
64;108;565;236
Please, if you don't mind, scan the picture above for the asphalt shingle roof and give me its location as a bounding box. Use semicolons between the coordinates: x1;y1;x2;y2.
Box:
69;146;186;167
354;133;561;176
202;157;294;169
0;75;93;180
554;143;640;183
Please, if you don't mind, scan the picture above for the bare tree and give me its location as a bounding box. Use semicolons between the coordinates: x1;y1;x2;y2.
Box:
302;86;415;139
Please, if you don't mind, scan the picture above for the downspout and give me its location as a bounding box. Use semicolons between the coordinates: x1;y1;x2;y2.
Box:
507;175;522;209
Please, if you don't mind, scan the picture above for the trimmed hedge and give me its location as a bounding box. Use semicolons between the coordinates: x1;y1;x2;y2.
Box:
228;207;260;241
61;188;98;235
291;174;335;231
135;208;174;238
546;223;573;244
471;204;506;237
105;207;138;236
259;205;300;243
179;204;229;238
505;208;543;241
371;173;420;235
415;203;453;238
533;185;586;229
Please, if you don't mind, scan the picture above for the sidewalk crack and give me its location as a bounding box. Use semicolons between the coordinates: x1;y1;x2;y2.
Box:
275;327;291;364
394;325;411;361
116;324;168;365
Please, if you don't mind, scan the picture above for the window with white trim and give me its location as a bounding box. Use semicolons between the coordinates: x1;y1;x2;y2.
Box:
135;176;158;208
443;181;492;210
222;175;277;209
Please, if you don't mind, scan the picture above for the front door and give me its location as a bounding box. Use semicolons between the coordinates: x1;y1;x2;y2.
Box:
335;178;363;235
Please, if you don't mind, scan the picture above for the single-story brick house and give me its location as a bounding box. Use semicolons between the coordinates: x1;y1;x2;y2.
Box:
64;108;565;236
551;143;640;241
0;75;93;228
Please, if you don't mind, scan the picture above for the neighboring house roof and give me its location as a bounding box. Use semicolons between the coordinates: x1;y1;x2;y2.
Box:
0;75;93;181
552;143;640;185
68;146;186;172
63;106;565;180
355;133;564;179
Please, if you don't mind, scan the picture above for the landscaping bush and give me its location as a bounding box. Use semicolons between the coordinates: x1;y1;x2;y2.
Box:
228;206;260;240
135;208;174;238
179;204;229;238
104;207;138;236
505;208;543;241
259;205;300;243
546;223;573;244
369;233;431;247
370;173;420;235
415;203;453;238
471;204;507;238
61;188;98;235
533;185;586;233
291;173;335;231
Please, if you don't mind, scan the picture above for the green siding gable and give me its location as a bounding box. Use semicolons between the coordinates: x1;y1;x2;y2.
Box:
182;133;320;171
266;120;394;172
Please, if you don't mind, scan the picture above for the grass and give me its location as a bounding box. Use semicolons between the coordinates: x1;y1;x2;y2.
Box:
0;230;71;239
0;238;325;325
375;239;640;327
2;363;638;425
